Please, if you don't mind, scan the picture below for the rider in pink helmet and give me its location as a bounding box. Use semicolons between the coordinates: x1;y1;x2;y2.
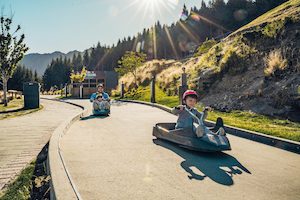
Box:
171;90;211;137
182;90;198;101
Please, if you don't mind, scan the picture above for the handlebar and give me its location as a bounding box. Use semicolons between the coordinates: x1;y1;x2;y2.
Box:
183;106;204;126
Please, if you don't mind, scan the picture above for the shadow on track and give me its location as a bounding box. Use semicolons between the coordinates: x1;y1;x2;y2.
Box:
153;139;251;186
80;115;109;120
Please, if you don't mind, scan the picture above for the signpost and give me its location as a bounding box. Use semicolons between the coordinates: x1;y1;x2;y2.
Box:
85;71;97;79
151;75;156;103
179;67;188;104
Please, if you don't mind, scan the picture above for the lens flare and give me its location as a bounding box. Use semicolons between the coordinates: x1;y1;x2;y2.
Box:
190;11;229;32
136;42;142;52
151;26;157;59
178;21;199;43
234;9;248;21
124;0;178;23
164;26;179;59
96;49;111;71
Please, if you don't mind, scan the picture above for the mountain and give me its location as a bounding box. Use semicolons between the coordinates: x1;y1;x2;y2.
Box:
20;50;81;75
119;0;300;122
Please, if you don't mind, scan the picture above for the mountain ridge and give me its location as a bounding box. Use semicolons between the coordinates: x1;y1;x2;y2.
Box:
20;50;82;75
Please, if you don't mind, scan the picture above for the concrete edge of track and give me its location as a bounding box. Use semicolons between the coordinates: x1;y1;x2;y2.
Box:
119;99;300;154
42;97;88;200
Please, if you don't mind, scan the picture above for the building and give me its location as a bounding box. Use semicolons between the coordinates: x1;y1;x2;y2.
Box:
71;70;118;98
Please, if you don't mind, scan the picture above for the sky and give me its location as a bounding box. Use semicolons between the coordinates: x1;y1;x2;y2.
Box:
0;0;208;54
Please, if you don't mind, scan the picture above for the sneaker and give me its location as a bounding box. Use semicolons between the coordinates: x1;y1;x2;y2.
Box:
218;127;226;136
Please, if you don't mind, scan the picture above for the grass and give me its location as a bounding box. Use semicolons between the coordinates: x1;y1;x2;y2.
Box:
207;110;300;142
0;95;43;120
262;19;286;38
123;85;179;108
194;39;217;56
264;50;288;76
0;161;35;200
0;98;23;112
56;94;72;99
0;105;43;120
123;85;300;142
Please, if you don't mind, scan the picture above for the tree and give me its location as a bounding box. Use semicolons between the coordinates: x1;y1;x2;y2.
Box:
71;53;77;70
0;16;28;106
70;67;87;83
180;4;189;21
74;53;83;71
116;51;146;88
42;57;71;90
34;70;39;82
201;0;207;9
8;65;35;91
83;50;90;68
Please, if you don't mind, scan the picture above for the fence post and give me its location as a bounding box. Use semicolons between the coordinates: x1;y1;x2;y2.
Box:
179;67;188;104
151;75;156;103
79;84;83;99
60;84;63;97
120;82;125;98
65;83;68;98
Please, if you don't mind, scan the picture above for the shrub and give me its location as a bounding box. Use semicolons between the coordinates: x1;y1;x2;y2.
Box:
264;50;287;77
219;48;247;75
194;39;217;56
166;89;172;96
262;17;291;38
111;89;120;97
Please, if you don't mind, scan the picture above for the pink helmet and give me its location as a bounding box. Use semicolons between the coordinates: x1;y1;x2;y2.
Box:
183;90;198;100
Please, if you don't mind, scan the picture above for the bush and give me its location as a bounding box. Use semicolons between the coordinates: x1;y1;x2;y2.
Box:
219;48;247;75
264;50;287;77
262;18;288;38
194;39;217;56
111;89;120;97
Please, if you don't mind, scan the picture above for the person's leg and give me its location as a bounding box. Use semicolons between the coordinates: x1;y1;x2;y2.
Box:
216;127;226;136
215;117;224;130
97;101;104;110
194;123;205;137
93;101;99;110
102;101;110;110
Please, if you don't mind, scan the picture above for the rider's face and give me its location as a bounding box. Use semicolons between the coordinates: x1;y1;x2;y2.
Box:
185;97;197;108
98;86;103;93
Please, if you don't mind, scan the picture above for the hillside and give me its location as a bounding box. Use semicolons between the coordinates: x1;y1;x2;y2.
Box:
119;0;300;122
20;50;81;75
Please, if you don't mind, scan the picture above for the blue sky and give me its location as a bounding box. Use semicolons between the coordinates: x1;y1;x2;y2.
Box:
0;0;208;54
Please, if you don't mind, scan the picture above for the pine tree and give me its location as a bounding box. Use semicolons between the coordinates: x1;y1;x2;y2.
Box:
201;0;207;9
83;50;90;69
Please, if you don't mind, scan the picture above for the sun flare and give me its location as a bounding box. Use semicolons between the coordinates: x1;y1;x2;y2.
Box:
128;0;179;21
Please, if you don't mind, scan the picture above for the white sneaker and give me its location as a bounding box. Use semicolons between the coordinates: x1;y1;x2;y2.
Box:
218;127;226;136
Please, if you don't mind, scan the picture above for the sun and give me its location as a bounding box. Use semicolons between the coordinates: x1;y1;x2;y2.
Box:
127;0;179;21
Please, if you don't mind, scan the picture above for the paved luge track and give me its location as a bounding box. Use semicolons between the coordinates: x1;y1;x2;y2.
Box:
60;100;300;200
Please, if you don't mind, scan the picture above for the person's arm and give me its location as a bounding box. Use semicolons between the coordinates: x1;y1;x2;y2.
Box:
196;107;211;121
103;93;110;101
90;93;96;102
171;105;183;115
202;110;208;121
194;109;207;122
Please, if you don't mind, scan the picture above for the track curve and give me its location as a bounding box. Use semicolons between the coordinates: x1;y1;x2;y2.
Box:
60;100;300;200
